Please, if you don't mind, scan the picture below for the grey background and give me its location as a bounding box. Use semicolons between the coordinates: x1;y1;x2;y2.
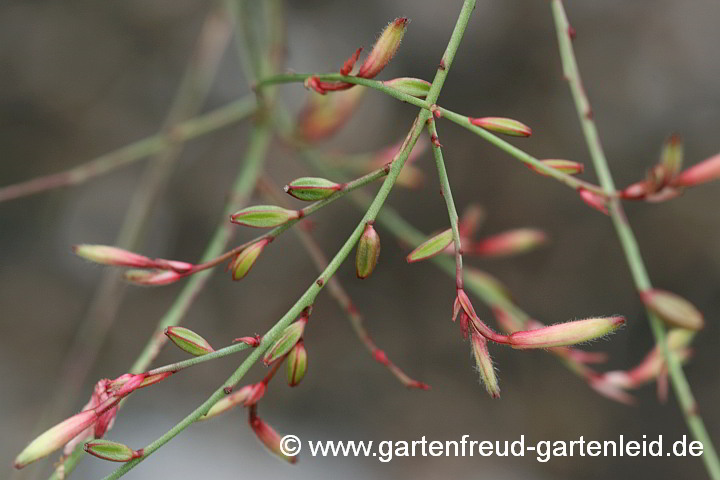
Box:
2;1;719;479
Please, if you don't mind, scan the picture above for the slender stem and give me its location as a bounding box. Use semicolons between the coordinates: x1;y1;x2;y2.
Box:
551;2;720;478
257;176;427;389
258;74;606;196
426;119;464;288
0;97;255;204
102;2;476;477
146;342;253;376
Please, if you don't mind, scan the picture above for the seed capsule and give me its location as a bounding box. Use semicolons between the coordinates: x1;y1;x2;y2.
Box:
469;117;532;137
356;223;381;279
641;289;704;330
383;77;431;98
263;319;306;365
231;239;270;281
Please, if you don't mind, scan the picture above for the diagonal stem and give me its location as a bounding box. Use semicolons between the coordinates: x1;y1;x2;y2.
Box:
551;1;720;478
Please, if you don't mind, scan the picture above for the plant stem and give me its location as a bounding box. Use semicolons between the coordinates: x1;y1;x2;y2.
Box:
102;2;476;477
551;2;720;478
0;97;255;204
146;342;253;376
426;119;464;288
258;74;607;196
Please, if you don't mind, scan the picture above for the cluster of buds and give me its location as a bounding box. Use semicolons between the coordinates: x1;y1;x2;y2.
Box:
622;135;720;201
73;244;194;286
305;18;409;94
14;372;170;469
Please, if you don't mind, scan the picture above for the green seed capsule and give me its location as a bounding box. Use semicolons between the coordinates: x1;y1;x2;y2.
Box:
356;223;381;279
284;177;342;201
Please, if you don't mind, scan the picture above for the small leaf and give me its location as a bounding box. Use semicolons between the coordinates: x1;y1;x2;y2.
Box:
164;326;215;356
406;228;453;263
230;205;299;228
641;289;704;330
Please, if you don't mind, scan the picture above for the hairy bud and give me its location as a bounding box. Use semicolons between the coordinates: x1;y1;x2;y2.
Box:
508;316;625;349
249;414;298;464
356;18;409;79
124;269;183;286
673;152;720;187
471;332;501;399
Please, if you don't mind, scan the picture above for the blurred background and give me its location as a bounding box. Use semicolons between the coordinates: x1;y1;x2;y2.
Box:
2;0;719;479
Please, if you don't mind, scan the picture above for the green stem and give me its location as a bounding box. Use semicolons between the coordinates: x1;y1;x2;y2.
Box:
0;97;255;204
146;342;253;376
102;2;476;477
551;2;720;478
426;120;464;288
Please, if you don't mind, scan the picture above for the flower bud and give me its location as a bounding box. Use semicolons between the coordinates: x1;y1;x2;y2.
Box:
356;17;409;79
471;332;500;399
470;228;547;257
673;152;720;187
356;223;381;279
84;440;142;462
406;228;453;263
230;205;299;228
165;326;215;356
263;319;306;365
15;410;98;469
72;245;155;268
286;341;308;387
641;289;704;330
528;159;585;176
124;269;183;286
508;316;625;349
469;117;532;137
383;77;431;98
458;204;485;239
249;415;298;464
660;134;683;178
231;239;270;281
284;177;343;201
233;335;262;347
201;383;262;421
577;188;609;215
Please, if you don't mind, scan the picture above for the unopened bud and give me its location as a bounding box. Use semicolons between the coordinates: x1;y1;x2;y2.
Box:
660;134;683;178
201;383;264;420
406;228;453;263
15;410;98;469
673;152;720;187
529;159;585;176
356;18;409;79
231;239;270;281
470;228;547;257
356;223;381;279
230;205;299;228
641;289;704;330
286;341;308;387
508;316;625;349
469;117;532;137
284;177;343;201
124;269;183;286
84;440;142;462
249;415;298;464
383;77;431;98
233;335;261;347
72;245;154;268
263;319;306;365
471;332;500;398
165;326;215;356
577;188;609;215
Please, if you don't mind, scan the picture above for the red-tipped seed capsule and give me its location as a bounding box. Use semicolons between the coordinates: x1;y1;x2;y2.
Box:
286;341;308;387
165;326;215;356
